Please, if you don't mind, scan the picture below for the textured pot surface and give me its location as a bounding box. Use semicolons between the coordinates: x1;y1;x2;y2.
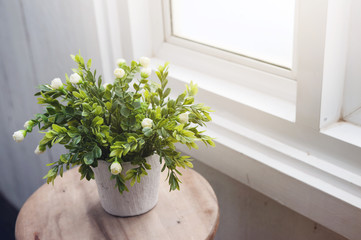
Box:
93;154;161;217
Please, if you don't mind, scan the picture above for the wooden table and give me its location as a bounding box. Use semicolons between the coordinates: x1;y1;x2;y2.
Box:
15;167;219;240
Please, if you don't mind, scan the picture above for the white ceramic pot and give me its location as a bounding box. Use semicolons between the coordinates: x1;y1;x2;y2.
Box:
93;154;161;217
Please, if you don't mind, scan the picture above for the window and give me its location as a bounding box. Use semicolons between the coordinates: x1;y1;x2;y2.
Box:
94;1;361;238
319;0;361;148
170;0;296;69
342;0;361;127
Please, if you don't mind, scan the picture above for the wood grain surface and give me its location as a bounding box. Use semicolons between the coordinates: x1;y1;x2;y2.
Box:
15;167;219;240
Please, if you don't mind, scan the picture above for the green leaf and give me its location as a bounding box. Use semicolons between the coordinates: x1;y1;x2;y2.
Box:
55;114;66;124
163;88;171;98
73;91;82;99
125;169;135;180
82;111;89;117
60;154;70;163
153;96;159;106
144;163;151;170
83;152;94;165
188;81;198;96
46;107;56;115
105;101;112;111
93;106;102;115
120;106;130;117
92;116;104;126
39;136;52;145
43;167;57;179
73;135;81;144
79;90;88;99
130;177;136;186
93;145;102;159
140;79;148;84
104;90;111;100
161;108;168;117
37;114;48;123
176;92;186;105
87;59;92;69
184;97;194;105
110;149;123;158
54;136;64;144
133;101;141;110
39;85;52;92
59;165;64;177
67;128;78;138
142;127;153;137
133;83;139;91
52;124;66;133
46;162;56;167
82;103;91;112
65;106;74;115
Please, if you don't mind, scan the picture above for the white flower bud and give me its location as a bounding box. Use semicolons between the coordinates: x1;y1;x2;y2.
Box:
12;130;25;143
139;57;150;68
34;145;45;155
24;120;33;129
110;162;122;175
141;118;153;128
69;73;82;84
179;112;189;124
50;78;63;89
114;68;125;78
140;67;152;78
116;58;126;66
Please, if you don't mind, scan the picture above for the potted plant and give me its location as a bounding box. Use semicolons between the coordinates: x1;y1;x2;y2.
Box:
12;53;214;216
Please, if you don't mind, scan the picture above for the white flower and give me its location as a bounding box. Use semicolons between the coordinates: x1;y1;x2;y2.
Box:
12;130;25;143
116;58;126;66
50;78;63;89
141;118;153;128
110;162;122;175
69;73;82;84
114;68;125;78
34;145;45;155
139;57;150;68
179;112;189;124
24;121;33;128
140;67;152;78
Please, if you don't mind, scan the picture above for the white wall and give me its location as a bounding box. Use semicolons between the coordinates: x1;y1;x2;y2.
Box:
0;0;103;208
193;160;347;240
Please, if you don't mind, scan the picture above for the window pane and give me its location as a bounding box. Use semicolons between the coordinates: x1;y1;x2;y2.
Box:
170;0;296;68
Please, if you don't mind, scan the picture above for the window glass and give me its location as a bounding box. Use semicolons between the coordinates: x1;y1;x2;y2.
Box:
171;0;296;68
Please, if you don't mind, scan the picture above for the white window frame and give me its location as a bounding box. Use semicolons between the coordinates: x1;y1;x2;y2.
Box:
342;0;361;125
163;0;297;77
158;0;298;122
94;0;361;239
319;0;361;149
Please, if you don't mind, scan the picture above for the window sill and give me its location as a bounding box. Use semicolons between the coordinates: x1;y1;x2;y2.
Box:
321;121;361;148
177;114;361;240
151;58;296;122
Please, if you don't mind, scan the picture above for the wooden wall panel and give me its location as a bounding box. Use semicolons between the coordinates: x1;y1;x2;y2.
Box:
0;0;103;208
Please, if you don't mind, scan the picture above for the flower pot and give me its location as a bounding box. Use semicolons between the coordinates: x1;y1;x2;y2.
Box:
93;154;161;217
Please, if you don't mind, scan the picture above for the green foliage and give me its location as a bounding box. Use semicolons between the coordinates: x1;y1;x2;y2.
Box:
24;53;214;193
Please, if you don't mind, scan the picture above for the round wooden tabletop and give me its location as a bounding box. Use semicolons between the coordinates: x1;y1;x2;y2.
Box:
15;167;219;240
